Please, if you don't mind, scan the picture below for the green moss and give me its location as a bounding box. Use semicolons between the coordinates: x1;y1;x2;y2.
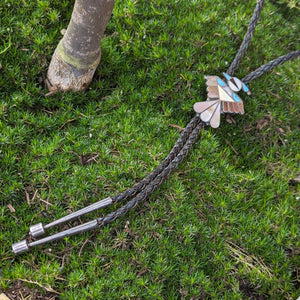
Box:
0;0;299;299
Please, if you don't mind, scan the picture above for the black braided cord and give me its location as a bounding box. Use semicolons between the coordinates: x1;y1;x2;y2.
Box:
242;50;300;84
111;116;201;204
227;0;264;76
97;121;204;226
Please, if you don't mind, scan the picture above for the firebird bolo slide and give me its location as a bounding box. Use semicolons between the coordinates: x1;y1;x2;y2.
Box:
193;73;250;128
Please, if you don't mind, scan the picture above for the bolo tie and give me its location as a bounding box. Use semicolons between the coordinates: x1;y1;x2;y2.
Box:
12;0;299;254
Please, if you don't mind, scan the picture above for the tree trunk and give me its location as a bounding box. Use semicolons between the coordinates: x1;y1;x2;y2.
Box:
47;0;115;92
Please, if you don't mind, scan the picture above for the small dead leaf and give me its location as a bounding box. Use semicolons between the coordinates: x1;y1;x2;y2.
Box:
169;124;184;131
243;124;253;132
44;79;58;96
0;293;11;300
226;114;236;124
7;204;15;213
269;91;281;99
278;128;284;133
60;28;66;35
137;269;148;277
50;85;58;92
45;86;58;97
24;191;30;205
257;118;268;130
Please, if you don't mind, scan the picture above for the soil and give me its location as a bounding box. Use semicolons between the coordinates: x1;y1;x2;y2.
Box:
0;281;57;300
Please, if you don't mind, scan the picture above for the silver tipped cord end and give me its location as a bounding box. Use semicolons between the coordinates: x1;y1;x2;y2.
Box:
29;222;45;237
12;240;29;254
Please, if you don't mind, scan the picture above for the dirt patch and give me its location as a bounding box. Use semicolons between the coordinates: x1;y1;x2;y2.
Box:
239;279;264;300
1;281;57;300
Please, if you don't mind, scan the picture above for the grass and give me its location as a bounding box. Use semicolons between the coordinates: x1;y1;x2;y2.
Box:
0;0;299;299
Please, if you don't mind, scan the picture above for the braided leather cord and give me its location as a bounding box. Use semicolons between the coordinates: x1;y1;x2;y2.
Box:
227;0;264;76
97;121;204;226
111;116;201;204
242;50;300;84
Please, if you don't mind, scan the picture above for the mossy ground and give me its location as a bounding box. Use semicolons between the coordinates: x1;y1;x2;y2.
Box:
0;0;299;299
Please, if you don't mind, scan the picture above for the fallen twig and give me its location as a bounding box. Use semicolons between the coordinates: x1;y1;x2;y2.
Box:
18;278;60;294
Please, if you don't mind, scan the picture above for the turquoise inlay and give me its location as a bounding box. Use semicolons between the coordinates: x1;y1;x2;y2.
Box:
217;78;226;87
242;82;249;92
233;93;241;102
223;72;232;81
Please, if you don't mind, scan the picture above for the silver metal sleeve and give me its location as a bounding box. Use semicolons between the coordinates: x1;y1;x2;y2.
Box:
12;240;29;255
29;222;45;238
44;197;113;230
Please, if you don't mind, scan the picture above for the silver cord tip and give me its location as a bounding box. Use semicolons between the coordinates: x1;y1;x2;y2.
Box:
29;222;45;237
12;240;29;255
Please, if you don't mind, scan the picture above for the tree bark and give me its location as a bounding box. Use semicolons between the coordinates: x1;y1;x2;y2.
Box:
47;0;115;92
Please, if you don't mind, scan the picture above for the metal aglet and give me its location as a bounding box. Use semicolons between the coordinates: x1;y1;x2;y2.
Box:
12;240;29;255
29;222;45;238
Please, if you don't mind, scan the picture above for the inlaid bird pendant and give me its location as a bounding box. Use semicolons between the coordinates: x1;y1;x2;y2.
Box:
194;73;251;128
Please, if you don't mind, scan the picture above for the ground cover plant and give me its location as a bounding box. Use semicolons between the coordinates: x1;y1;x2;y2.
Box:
0;0;299;299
